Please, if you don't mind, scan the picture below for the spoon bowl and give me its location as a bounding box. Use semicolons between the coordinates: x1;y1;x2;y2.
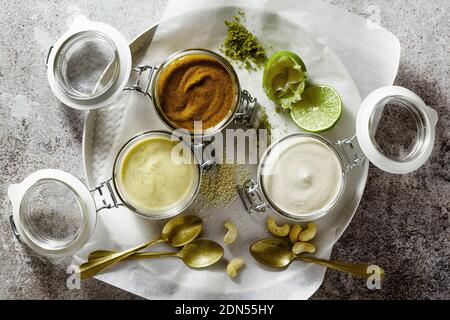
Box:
250;238;294;269
177;238;224;268
162;214;204;247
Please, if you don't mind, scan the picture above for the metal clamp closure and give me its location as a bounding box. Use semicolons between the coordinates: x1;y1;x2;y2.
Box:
9;215;21;241
237;179;268;213
90;179;120;212
337;135;365;172
234;90;257;126
124;65;157;97
45;46;54;68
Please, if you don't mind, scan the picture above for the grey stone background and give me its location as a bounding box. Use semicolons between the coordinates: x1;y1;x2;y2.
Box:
0;0;448;299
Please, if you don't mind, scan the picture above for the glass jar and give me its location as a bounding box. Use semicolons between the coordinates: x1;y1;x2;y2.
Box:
238;86;438;222
8;130;206;257
151;49;255;137
46;16;257;137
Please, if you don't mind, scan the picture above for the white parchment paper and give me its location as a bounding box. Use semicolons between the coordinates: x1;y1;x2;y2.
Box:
75;0;401;300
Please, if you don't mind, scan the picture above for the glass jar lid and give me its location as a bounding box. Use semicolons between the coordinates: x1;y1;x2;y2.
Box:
356;86;438;174
8;170;97;257
47;15;132;110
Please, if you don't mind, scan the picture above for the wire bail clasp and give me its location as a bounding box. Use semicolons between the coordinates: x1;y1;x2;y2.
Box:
9;215;21;241
124;65;157;97
90;179;121;212
237;179;268;213
234;90;257;126
337;135;366;172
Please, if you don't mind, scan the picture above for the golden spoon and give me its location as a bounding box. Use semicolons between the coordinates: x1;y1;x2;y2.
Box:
79;215;203;279
250;238;385;279
88;238;224;268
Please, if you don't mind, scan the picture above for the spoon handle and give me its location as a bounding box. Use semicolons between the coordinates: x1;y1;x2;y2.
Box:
297;256;385;279
79;238;162;279
88;250;177;261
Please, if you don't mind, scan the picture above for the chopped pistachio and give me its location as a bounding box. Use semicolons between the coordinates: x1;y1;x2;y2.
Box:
221;11;267;70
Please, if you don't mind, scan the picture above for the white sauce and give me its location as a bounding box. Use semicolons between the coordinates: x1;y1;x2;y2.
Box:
261;136;343;216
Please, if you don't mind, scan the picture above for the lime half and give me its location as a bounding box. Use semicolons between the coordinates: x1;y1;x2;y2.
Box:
263;51;308;110
290;85;342;133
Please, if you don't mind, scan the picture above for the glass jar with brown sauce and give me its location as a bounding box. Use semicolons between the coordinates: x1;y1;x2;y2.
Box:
151;49;256;137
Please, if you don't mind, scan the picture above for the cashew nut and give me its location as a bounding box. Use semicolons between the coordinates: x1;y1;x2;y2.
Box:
224;220;238;244
267;217;291;237
298;222;317;242
289;224;302;244
226;257;245;278
292;242;316;254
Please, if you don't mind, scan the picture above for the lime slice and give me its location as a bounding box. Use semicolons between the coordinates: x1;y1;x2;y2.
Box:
263;51;308;110
290;85;342;133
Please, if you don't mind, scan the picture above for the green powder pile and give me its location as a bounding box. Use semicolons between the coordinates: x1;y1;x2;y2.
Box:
221;11;267;70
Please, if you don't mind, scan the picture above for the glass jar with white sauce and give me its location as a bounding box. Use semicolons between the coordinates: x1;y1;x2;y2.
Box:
8;130;209;257
238;86;438;222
